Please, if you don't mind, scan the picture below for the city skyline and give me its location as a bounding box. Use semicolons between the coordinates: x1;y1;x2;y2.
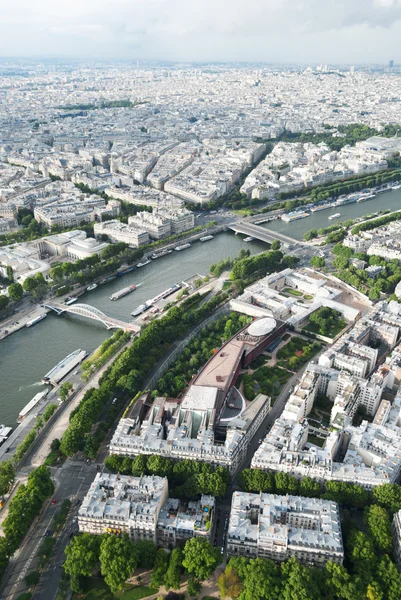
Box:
0;0;401;63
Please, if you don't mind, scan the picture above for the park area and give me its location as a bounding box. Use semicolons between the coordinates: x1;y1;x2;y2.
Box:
79;581;157;600
238;335;322;401
303;307;347;339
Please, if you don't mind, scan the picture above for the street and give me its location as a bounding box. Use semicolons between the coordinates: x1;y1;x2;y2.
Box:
0;461;96;600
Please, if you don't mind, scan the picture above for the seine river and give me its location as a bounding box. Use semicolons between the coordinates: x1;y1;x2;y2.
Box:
263;187;401;240
1;188;400;427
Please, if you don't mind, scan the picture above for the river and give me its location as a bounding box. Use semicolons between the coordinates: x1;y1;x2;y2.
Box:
0;232;267;426
263;187;401;240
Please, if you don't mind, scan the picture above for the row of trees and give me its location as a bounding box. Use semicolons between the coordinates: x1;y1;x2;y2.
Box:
218;551;401;600
351;209;401;236
81;329;130;380
0;466;54;580
59;291;230;458
64;532;219;595
239;468;401;512
104;454;230;499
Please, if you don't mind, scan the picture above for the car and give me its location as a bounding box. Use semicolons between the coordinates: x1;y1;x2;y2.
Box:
221;546;225;554
51;499;57;505
112;398;117;405
46;529;53;536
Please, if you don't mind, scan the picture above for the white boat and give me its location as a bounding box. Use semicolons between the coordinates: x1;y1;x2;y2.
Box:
131;304;147;317
151;249;173;260
357;194;376;203
64;296;78;306
392;184;401;190
175;243;191;251
243;237;254;242
0;425;12;446
42;349;87;386
136;258;151;268
86;283;98;291
18;390;49;422
328;213;341;220
26;314;47;328
199;235;214;242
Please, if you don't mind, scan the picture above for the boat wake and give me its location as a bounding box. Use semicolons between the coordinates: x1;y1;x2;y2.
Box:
18;381;44;392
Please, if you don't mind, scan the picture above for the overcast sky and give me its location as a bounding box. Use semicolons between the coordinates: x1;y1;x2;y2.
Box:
0;0;400;64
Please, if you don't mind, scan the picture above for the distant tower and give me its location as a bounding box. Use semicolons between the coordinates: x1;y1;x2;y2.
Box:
389;60;394;69
350;66;355;75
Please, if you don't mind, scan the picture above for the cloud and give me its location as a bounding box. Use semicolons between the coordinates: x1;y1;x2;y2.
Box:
0;0;400;61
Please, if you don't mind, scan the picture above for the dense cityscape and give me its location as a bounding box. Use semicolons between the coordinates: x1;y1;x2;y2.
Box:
2;56;401;600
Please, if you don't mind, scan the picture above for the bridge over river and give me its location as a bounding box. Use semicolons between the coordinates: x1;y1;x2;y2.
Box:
44;302;140;333
229;221;308;247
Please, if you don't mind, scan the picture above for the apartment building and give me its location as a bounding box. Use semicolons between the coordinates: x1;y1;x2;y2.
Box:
227;492;344;566
93;220;149;247
78;473;214;547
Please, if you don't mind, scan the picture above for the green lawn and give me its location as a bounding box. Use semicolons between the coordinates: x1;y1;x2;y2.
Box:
240;365;292;401
284;287;303;297
276;337;321;370
304;294;313;300
308;435;325;448
81;580;158;600
304;319;346;339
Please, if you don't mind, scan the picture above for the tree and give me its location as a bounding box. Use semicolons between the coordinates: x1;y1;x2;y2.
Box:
274;472;298;495
150;548;170;588
324;561;358;600
64;533;101;577
375;555;401;600
164;548;183;590
372;483;401;513
239;557;281;600
299;477;321;498
366;582;384;600
0;295;10;311
146;454;172;478
271;240;281;251
364;505;392;553
347;530;376;571
50;266;63;281
218;564;242;599
23;277;38;293
59;381;73;401
99;534;138;593
137;540;157;569
0;460;15;496
182;538;220;581
187;577;201;596
281;557;320;600
6;266;14;283
304;229;318;241
310;256;325;268
8;282;23;301
0;536;9;580
131;454;148;476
